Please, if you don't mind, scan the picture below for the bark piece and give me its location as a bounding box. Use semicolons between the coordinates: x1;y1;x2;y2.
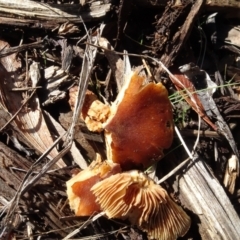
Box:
0;40;44;58
0;141;72;238
0;40;65;168
42;65;75;106
0;0;111;29
135;0;240;9
153;0;204;75
175;152;240;239
223;155;239;194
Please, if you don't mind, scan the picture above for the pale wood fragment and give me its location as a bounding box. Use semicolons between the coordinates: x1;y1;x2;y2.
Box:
175;154;240;239
0;40;66;168
0;0;111;29
135;0;240;9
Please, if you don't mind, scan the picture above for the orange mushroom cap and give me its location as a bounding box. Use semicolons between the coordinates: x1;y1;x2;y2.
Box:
104;72;174;170
66;158;121;216
91;170;191;240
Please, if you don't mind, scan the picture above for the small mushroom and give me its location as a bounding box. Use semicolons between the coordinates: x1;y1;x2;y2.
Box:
103;71;174;170
66;157;121;216
91;170;191;240
69;88;110;132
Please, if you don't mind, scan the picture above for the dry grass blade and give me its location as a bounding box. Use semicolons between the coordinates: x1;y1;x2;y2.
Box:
157;158;191;185
65;24;104;155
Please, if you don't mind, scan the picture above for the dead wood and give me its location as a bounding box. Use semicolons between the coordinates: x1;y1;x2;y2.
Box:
135;0;240;9
175;152;240;239
0;41;66;168
0;0;111;29
0;141;75;239
153;0;205;75
0;40;45;58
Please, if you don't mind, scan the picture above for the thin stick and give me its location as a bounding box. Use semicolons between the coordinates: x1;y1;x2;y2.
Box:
11;86;42;91
63;212;105;240
157;158;190;184
175;126;193;159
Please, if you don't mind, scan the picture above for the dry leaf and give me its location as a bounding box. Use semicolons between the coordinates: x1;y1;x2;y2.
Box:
169;68;217;131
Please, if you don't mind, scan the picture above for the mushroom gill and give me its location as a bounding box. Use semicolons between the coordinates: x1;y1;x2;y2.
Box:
91;170;191;240
66;157;121;216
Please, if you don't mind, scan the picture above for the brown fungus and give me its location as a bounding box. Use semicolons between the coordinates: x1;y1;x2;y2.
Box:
69;88;110;132
77;71;173;170
66;157;121;216
91;170;191;240
103;72;174;170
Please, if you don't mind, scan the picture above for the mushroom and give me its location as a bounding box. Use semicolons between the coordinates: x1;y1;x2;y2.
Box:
69;87;110;132
66;156;121;216
73;71;173;170
91;170;191;240
103;71;174;170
